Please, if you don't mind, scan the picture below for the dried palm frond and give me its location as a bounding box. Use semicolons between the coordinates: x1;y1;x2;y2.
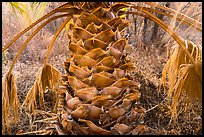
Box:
160;40;202;120
170;62;202;118
3;3;71;114
21;64;61;112
2;2;202;135
2;72;20;134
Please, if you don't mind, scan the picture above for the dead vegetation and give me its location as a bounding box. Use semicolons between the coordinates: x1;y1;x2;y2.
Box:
2;2;202;135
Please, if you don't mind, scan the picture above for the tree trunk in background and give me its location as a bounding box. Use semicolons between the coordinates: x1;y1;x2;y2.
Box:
151;2;170;46
142;17;148;49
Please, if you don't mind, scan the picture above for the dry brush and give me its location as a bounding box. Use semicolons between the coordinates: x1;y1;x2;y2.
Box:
2;2;202;135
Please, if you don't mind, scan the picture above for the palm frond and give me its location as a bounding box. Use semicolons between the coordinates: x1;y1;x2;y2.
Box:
161;40;202;120
32;2;48;21
23;2;48;25
9;2;27;17
21;64;61;112
2;72;20;134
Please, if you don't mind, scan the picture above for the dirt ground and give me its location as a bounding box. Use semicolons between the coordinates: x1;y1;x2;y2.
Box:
2;2;202;135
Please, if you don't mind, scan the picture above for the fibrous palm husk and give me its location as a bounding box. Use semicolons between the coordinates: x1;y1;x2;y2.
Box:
2;72;20;134
59;2;143;135
161;40;202;120
21;64;61;112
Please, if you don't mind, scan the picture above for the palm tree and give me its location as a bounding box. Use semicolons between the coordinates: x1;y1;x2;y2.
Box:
2;2;202;135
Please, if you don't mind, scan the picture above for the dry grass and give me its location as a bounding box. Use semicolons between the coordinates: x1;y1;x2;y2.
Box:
2;2;69;64
2;72;20;134
2;2;202;135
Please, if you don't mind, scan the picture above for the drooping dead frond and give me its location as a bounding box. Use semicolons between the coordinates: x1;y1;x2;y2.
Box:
3;5;70;114
21;64;61;112
170;62;202;118
160;40;202;120
2;72;20;134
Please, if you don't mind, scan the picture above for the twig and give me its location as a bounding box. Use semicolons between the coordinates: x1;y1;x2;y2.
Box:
111;88;127;107
191;12;201;19
33;116;58;124
180;2;191;13
33;109;58;117
17;129;47;135
101;120;117;129
41;129;53;135
145;97;167;113
53;124;65;135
